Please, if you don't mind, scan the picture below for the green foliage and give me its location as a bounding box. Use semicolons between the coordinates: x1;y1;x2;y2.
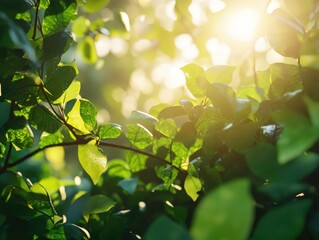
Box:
1;0;319;239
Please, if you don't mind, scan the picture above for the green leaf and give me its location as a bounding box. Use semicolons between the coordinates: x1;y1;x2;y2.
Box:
155;119;177;139
206;65;235;84
0;12;36;61
126;123;153;149
43;0;77;35
206;82;236;119
175;122;197;148
2;77;39;106
224;122;258;152
145;215;191;240
85;195;116;214
252;199;311;240
269;63;301;98
181;63;208;99
72;16;90;37
43;31;74;60
6;117;34;150
266;9;304;58
126;151;148;172
53;80;81;104
130;110;158;131
98;123;122;139
273;111;319;164
191;179;254;240
245;142;319;182
78;36;98;64
195;106;224;137
29;104;62;133
78;143;107;184
39;130;64;148
45;66;76;101
184;175;202;201
158;106;186;120
304;96;319;129
118;178;138;194
79;99;97;132
81;0;110;13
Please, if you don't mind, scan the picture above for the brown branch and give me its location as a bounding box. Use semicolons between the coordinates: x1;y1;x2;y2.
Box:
32;0;41;40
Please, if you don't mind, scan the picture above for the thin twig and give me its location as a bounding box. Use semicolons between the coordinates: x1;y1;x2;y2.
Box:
32;0;41;40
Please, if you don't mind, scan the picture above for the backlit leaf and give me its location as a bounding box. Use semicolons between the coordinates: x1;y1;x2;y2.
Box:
78;142;107;184
126;123;153;149
78;36;98;64
184;175;202;201
81;0;110;13
98;123;122;139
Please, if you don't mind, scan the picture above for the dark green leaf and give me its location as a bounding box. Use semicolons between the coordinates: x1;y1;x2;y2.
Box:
191;179;254;240
145;215;191;240
43;31;74;60
85;195;116;214
158;106;186;120
29;104;62;133
118;178;138;194
252;199;311;240
45;66;76;101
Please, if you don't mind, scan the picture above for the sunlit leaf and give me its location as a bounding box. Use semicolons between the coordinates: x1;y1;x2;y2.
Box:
43;0;77;35
184;175;202;201
145;215;191;240
81;0;110;13
85;195;116;214
181;63;208;99
6;117;34;150
273;111;319;164
72;16;90;37
126;123;153;149
252;199;311;240
78;36;98;64
206;65;235;84
191;179;254;240
155;119;177;139
78;142;107;184
98;123;122;139
53;80;81;104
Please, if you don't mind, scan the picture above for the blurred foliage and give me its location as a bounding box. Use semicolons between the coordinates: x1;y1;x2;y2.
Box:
1;0;319;239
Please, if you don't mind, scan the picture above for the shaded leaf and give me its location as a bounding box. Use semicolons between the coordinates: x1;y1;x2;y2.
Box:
273;111;319;164
191;179;254;240
85;195;116;214
145;215;191;240
118;178;138;194
252;199;311;240
43;31;74;60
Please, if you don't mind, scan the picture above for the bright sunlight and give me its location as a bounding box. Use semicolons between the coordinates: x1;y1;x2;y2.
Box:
225;7;261;42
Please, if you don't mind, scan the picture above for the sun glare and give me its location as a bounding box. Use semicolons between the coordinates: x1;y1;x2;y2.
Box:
225;8;261;42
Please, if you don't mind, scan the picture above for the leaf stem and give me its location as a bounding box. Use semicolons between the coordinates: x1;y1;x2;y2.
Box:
32;0;41;40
